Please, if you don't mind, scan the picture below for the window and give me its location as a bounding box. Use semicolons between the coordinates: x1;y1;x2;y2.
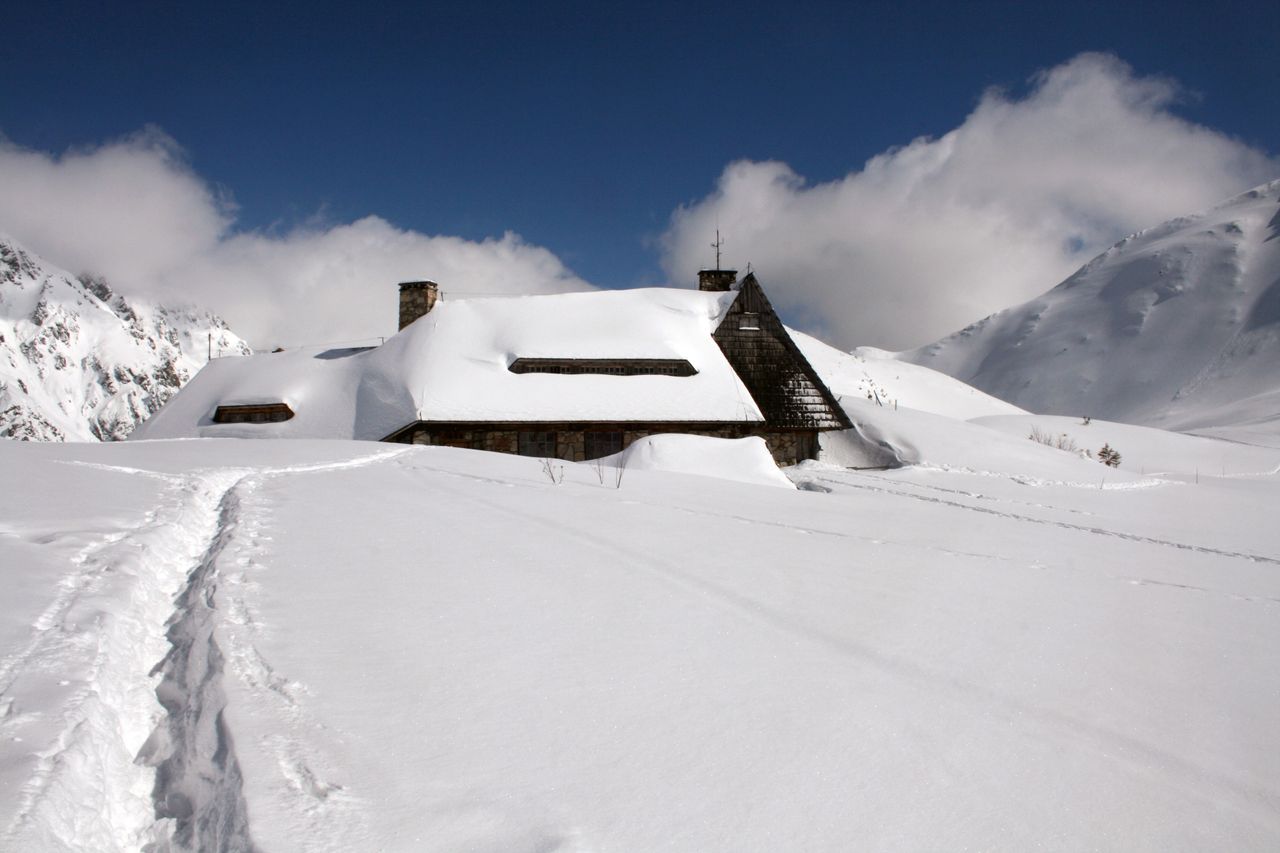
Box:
509;358;697;377
584;431;624;460
738;313;761;330
518;430;557;457
212;403;295;424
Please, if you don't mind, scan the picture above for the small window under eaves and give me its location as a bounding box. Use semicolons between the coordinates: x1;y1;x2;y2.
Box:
739;313;761;330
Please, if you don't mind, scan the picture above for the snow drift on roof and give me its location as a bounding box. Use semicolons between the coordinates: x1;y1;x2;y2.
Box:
133;288;763;441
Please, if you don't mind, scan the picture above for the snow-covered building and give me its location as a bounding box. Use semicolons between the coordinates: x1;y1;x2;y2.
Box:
133;270;851;464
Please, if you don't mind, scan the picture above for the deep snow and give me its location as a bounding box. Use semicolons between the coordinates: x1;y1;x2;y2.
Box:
131;288;763;442
5;182;1280;848
2;427;1278;851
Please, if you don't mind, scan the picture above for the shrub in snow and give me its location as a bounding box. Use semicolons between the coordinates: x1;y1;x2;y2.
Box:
1097;444;1122;468
540;458;565;484
1028;425;1079;453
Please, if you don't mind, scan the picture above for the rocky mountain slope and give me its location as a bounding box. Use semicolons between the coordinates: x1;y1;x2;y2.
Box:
0;236;250;441
903;179;1280;436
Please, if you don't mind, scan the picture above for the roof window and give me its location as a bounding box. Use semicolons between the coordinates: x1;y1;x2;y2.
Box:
508;358;697;377
212;403;295;424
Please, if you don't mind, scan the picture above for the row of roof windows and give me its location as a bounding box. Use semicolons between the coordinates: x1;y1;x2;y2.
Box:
508;358;698;377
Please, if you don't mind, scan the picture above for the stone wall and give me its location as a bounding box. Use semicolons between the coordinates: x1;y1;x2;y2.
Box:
401;422;819;466
698;269;738;292
398;281;439;330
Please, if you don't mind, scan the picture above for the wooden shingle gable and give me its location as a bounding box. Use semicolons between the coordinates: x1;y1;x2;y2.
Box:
712;274;852;430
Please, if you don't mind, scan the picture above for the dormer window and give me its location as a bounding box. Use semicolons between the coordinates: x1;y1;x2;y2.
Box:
213;403;295;424
739;313;761;330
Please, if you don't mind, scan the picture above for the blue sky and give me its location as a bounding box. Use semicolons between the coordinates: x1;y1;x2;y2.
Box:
1;1;1277;347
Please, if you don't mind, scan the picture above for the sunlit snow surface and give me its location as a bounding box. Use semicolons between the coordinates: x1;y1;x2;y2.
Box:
2;429;1278;851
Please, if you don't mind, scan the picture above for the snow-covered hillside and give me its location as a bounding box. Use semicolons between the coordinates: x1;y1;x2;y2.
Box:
0;236;250;441
904;179;1280;436
792;330;1026;420
2;430;1278;851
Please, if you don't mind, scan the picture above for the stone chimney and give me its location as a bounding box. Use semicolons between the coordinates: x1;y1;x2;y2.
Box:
398;281;439;330
697;269;737;292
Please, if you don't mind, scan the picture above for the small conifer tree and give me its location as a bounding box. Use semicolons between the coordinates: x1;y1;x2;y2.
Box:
1097;443;1122;467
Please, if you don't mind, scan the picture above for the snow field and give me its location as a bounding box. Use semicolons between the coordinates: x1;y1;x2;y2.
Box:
0;441;412;851
974;414;1280;480
2;435;1279;850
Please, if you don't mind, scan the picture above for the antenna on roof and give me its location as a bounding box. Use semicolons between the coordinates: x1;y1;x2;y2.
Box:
711;229;725;270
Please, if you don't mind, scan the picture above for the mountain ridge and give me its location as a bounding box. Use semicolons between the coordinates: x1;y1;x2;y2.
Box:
0;235;251;441
903;178;1280;436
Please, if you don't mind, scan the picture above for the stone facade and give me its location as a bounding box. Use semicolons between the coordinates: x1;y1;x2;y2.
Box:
394;422;818;466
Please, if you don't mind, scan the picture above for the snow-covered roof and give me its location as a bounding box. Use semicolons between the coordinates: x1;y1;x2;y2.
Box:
133;288;766;441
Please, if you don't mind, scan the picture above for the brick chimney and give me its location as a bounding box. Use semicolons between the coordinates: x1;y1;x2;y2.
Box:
697;269;737;292
398;281;439;330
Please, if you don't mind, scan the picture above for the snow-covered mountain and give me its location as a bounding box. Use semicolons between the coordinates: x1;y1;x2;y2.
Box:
903;179;1280;436
0;236;250;441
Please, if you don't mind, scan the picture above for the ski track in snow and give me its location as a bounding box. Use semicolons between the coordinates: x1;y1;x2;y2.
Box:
2;467;242;851
827;471;1280;571
404;464;1280;836
407;458;1280;604
0;447;410;853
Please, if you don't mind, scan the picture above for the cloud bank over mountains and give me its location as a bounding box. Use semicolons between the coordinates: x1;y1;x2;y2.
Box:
1;54;1275;350
0;128;591;347
662;53;1278;348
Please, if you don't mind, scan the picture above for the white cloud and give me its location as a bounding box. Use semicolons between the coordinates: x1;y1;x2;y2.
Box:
176;221;592;347
3;53;1275;352
0;130;590;347
661;53;1279;349
0;127;232;283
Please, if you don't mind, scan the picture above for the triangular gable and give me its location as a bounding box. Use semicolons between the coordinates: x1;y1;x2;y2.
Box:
712;274;852;430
